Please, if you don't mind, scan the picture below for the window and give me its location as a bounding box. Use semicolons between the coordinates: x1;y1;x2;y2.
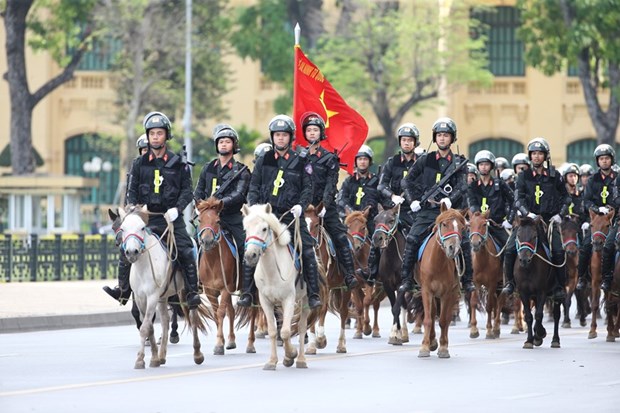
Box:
77;36;122;71
469;138;524;161
472;6;525;76
566;138;620;169
65;134;120;205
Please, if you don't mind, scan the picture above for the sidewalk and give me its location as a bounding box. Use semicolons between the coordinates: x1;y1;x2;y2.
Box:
0;280;134;333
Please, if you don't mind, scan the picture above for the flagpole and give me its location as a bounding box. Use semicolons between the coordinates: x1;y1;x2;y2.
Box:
293;23;300;139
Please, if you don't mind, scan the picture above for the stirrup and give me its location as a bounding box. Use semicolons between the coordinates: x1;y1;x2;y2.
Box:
237;293;253;307
501;283;514;295
575;277;587;291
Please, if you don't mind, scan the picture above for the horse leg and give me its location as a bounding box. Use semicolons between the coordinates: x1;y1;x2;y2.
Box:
246;308;257;354
470;289;480;339
261;300;278;370
437;297;454;358
533;296;547;347
225;293;237;350
305;319;318;355
562;292;572;328
169;302;180;344
522;297;534;349
157;300;170;365
210;295;225;355
400;307;410;344
576;289;588;327
362;287;372;336
350;288;364;340
280;299;297;368
337;291;351;353
492;290;504;339
589;287;601;339
190;308;205;365
418;291;433;357
315;299;329;350
389;290;403;345
296;304;310;369
551;300;561;348
512;299;524;334
142;298;160;368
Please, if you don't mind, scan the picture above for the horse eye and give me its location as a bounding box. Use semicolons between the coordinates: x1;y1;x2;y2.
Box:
262;227;267;232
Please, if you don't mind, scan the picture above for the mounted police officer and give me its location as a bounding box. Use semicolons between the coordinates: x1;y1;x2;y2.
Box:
495;157;510;178
467;150;514;263
562;163;586;223
337;144;380;238
237;115;322;308
512;153;530;175
576;145;615;291
501;137;571;300
103;111;201;308
467;163;479;185
298;112;358;289
398;117;475;294
361;123;420;285
253;142;272;161
579;163;595;192
194;124;251;274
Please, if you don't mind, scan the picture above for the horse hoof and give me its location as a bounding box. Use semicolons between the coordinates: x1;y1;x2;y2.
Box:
160;358;166;365
372;332;382;338
263;363;276;371
606;336;616;342
438;350;450;359
277;339;283;347
579;320;587;327
533;338;543;347
283;358;294;368
511;328;520;335
256;332;266;339
170;334;179;344
485;333;495;339
134;361;145;369
450;321;456;327
588;332;597;339
412;327;422;335
337;347;347;354
523;342;534;349
353;332;363;339
149;359;161;368
296;361;308;369
213;346;224;355
551;341;561;348
388;337;403;346
418;350;431;358
316;338;327;349
246;346;256;354
305;347;316;355
470;331;480;339
562;322;571;329
429;339;439;352
363;326;372;336
226;342;236;350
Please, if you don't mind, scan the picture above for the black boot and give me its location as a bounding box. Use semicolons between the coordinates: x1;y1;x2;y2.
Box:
601;246;615;292
365;247;380;285
502;250;517;295
103;261;132;305
337;243;359;289
237;264;256;307
460;236;475;293
552;251;567;301
179;250;201;309
576;245;591;291
398;239;420;293
303;250;322;309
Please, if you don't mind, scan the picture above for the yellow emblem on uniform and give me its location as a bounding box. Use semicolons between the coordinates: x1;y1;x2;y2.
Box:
272;169;285;196
535;184;544;205
154;170;163;194
355;186;365;205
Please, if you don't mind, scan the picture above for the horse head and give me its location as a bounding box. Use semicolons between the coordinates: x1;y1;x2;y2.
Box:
560;215;580;257
515;215;543;268
345;206;370;252
242;203;291;267
434;203;466;259
372;204;399;250
118;204;150;264
196;197;224;251
468;210;490;253
590;208;615;252
304;202;323;244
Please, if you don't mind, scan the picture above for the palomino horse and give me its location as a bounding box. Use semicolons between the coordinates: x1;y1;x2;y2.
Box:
118;205;209;369
417;204;466;358
468;210;506;339
588;208;614;339
304;203;361;354
242;204;310;370
197;198;256;354
371;205;408;345
513;215;560;349
559;215;581;328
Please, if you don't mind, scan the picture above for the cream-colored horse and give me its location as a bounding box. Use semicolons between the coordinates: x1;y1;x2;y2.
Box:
242;204;310;370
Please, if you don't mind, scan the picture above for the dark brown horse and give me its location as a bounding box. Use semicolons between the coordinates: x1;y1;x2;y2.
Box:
605;256;620;342
513;215;560;349
588;208;614;339
468;210;506;339
417;204;466;358
559;215;581;328
197;198;255;354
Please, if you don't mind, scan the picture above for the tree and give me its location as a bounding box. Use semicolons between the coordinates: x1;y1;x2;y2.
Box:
315;0;492;158
97;0;231;173
2;0;97;175
517;0;620;145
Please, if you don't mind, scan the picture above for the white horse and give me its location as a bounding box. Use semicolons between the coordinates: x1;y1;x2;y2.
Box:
242;203;310;370
118;205;208;369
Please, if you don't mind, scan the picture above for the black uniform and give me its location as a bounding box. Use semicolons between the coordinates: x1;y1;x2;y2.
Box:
194;158;251;262
241;148;321;305
399;151;473;291
600;173;620;291
504;167;571;298
337;171;380;235
467;176;514;258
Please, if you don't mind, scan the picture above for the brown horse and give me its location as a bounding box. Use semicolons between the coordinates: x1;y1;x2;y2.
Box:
588;208;614;339
513;215;560;349
416;204;466;358
196;198;256;354
559;216;581;328
604;256;620;341
468;210;506;339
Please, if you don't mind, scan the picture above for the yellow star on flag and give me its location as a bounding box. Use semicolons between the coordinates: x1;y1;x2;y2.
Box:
319;90;339;128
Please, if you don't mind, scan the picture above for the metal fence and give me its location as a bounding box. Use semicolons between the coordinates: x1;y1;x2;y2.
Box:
0;234;119;282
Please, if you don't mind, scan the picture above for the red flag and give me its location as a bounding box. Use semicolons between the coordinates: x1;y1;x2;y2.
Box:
293;45;368;174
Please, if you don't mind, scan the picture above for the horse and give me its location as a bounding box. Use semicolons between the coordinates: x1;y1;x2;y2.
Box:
242;203;310;370
468;210;506;339
587;208;614;339
605;256;620;341
559;215;581;328
196;197;256;354
117;205;209;369
371;205;408;345
512;215;560;349
303;202;360;354
416;204;466;358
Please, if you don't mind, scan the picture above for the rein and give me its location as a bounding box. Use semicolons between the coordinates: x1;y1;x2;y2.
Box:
469;220;508;258
516;220;566;268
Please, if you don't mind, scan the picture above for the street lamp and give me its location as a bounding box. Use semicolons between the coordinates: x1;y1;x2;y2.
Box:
83;157;112;232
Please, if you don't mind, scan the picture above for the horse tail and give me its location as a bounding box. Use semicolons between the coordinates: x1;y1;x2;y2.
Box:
328;289;342;316
235;304;260;330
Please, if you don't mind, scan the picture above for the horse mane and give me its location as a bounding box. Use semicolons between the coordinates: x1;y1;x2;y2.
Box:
344;210;367;225
196;197;222;212
435;208;466;227
245;204;291;246
124;204;149;226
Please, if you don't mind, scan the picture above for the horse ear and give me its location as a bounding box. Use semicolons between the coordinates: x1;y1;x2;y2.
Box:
118;206;127;221
140;205;148;214
362;205;371;217
242;204;250;217
589;208;596;221
377;203;384;213
440;202;448;213
609;208;615;221
317;201;324;211
265;203;272;214
306;204;315;213
215;199;224;212
345;205;353;215
108;208;118;222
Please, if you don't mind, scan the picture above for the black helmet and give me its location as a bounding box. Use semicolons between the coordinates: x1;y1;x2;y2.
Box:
594;144;615;164
495;157;509;170
254;142;272;158
579;163;595;176
143;111;172;140
268;115;296;145
213;124;240;154
562;163;580;178
467;163;478;175
474;150;496;168
300;112;326;141
511;153;530;169
355;144;374;163
396;123;420;147
527;137;550;160
432;117;457;143
136;134;148;154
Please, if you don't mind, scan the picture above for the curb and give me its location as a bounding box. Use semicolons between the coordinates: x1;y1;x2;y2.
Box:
0;312;135;334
